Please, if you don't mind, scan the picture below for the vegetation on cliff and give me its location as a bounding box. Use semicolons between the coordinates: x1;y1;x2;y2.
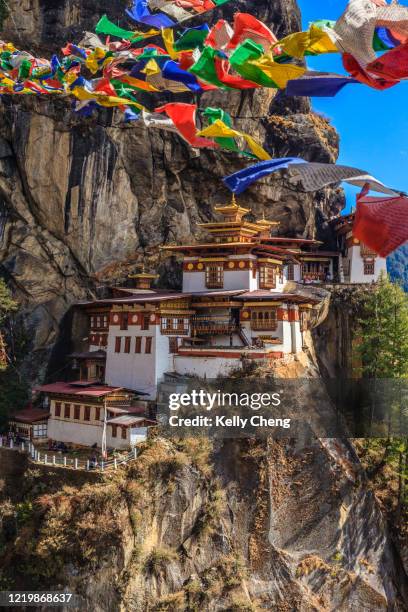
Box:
0;279;28;431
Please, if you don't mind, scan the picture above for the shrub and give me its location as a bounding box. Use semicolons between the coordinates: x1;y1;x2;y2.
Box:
143;547;178;577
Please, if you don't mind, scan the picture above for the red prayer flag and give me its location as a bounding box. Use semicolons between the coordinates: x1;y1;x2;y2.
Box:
366;41;408;80
343;53;398;90
215;58;261;89
227;13;277;51
155;103;219;148
354;194;408;257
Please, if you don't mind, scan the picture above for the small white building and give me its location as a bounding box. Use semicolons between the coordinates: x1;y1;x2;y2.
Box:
332;213;387;283
35;382;153;451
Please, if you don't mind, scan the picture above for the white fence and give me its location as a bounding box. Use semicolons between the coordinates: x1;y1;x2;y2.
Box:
0;438;138;472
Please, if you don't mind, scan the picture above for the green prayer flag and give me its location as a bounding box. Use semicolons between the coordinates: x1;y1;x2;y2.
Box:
189;46;230;89
229;40;279;88
95;15;149;42
18;59;32;80
173;28;210;52
203;107;237;151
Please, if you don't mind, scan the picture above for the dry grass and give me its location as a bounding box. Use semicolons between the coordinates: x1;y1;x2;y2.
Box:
143;547;178;577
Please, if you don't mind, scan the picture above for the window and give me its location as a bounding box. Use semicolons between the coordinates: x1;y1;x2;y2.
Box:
115;337;122;353
55;402;61;417
64;403;71;419
161;317;188;335
251;309;278;331
121;427;127;440
90;316;95;328
145;337;153;354
33;423;47;438
95;406;101;421
205;264;224;288
287;263;294;281
103;315;108;328
84;406;91;421
124;337;131;353
135;337;142;354
74;404;80;420
169;337;178;354
364;260;375;275
259;266;276;289
121;312;129;330
141;314;150;331
112;425;117;438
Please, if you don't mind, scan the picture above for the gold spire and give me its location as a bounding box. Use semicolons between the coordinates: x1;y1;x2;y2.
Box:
214;194;251;222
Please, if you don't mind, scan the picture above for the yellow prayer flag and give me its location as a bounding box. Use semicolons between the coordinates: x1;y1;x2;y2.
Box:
198;120;271;161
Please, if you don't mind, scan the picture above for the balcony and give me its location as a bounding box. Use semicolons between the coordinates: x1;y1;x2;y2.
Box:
161;325;189;336
191;316;238;335
250;321;278;331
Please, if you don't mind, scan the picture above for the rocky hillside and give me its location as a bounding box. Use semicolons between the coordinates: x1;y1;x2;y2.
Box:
1;431;408;611
0;0;342;382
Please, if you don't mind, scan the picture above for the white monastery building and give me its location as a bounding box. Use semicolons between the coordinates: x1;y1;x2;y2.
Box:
32;199;387;450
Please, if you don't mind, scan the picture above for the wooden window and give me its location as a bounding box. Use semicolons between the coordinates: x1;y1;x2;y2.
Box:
124;337;131;353
161;317;188;335
74;404;80;420
205;264;224;289
169;337;178;354
364;260;375;275
145;337;153;354
250;309;278;331
90;316;95;328
95;406;101;421
135;337;142;354
141;314;150;331
55;402;61;417
115;337;122;353
84;406;91;421
103;315;108;328
64;403;71;419
121;312;129;330
259;266;276;289
112;425;117;438
121;427;127;440
287;264;294;281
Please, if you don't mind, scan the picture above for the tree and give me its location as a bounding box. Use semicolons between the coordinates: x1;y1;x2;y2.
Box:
0;278;17;371
357;274;408;380
357;274;408;517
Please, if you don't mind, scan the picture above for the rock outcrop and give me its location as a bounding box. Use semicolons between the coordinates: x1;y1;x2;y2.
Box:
0;0;342;381
1;434;407;611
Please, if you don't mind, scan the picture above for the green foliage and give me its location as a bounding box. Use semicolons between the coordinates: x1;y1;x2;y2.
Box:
0;279;26;431
142;547;178;577
0;279;17;327
0;0;9;31
357;274;408;379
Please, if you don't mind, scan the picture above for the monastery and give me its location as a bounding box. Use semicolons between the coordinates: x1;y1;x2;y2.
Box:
12;200;386;450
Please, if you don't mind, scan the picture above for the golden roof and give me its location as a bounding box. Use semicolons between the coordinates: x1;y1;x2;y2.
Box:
214;194;251;221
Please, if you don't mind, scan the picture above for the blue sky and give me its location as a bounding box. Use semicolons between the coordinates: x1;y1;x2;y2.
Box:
297;0;408;212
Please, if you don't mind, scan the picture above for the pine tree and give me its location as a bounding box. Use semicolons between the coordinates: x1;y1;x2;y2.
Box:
357;274;408;379
357;274;408;515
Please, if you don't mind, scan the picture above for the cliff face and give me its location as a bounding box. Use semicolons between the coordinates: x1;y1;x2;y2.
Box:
0;0;341;380
1;435;407;611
